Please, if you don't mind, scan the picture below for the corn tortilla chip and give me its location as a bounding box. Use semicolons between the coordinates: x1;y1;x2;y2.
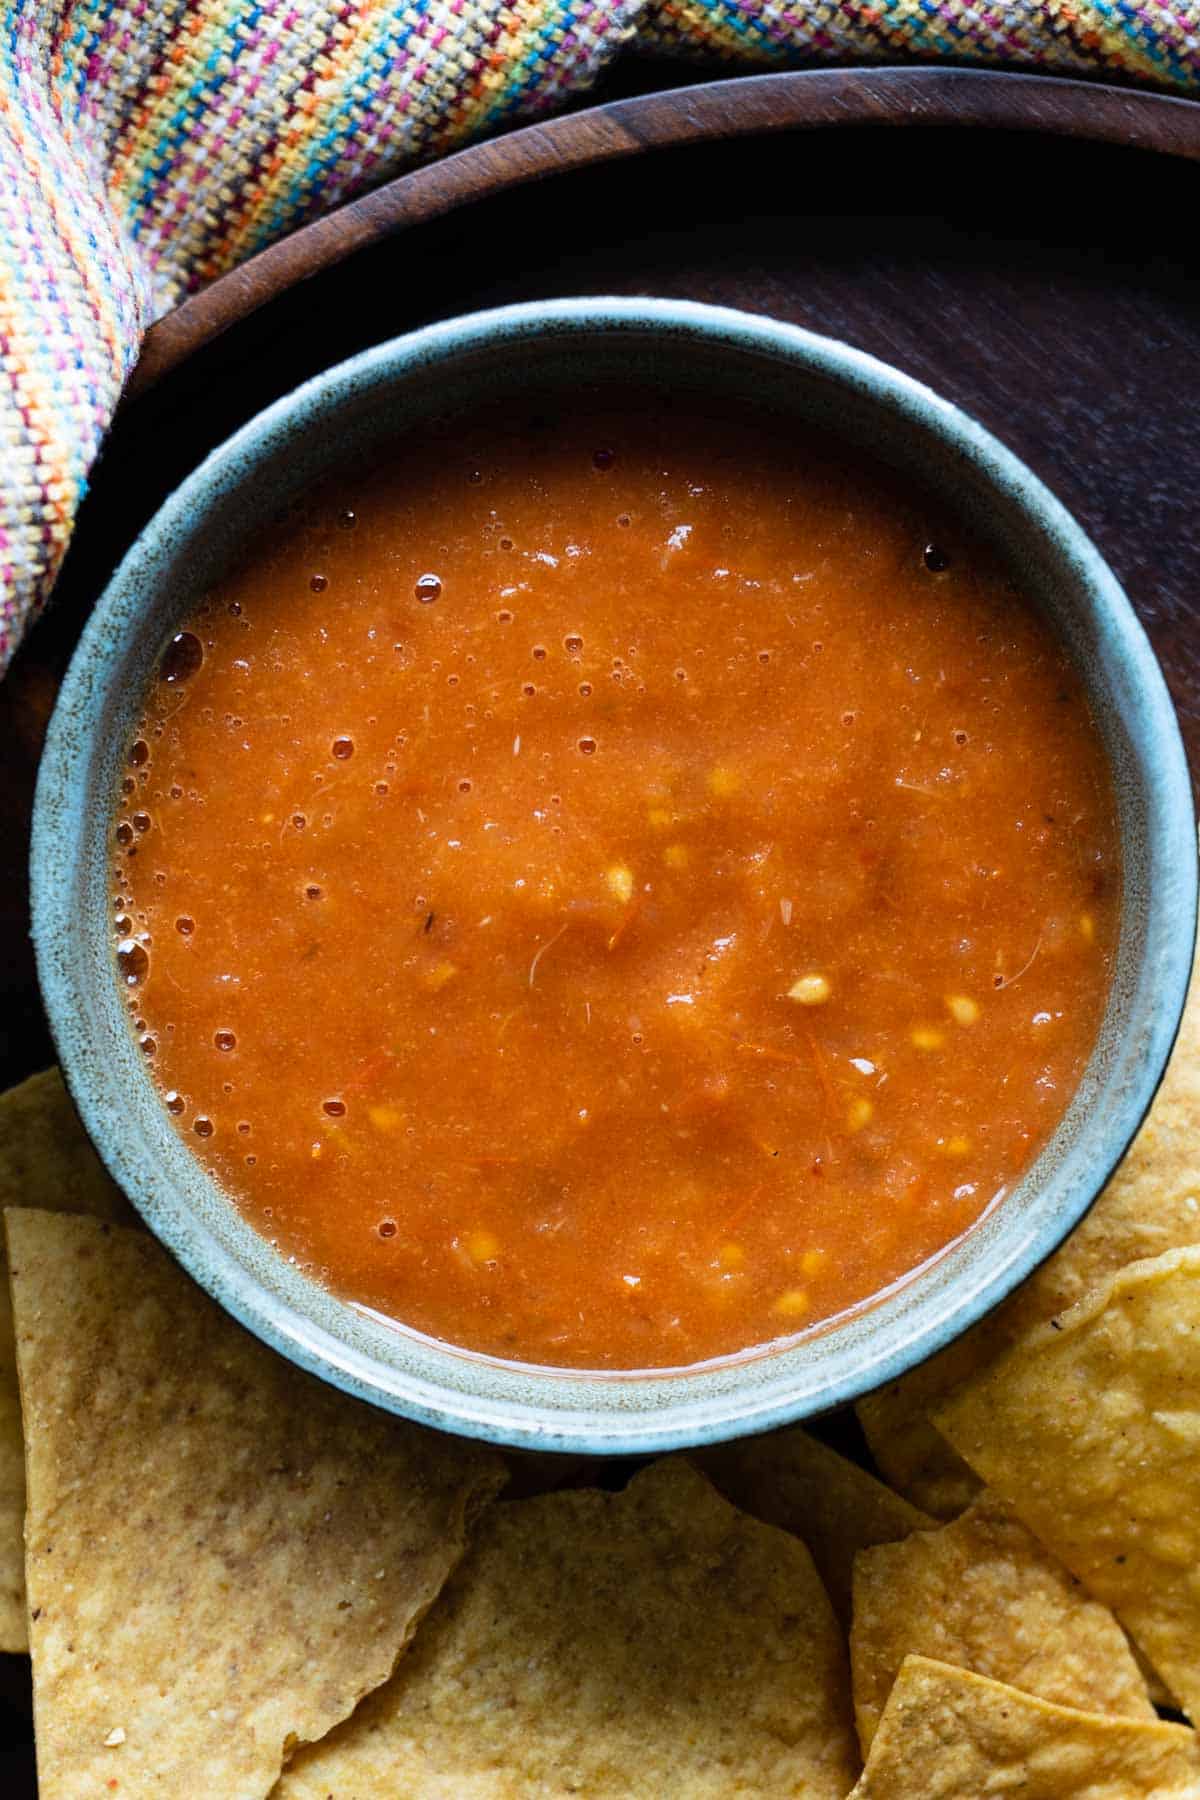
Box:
9;1209;505;1799
697;1425;931;1625
857;948;1200;1519
849;1656;1200;1799
1131;1640;1178;1714
850;1489;1154;1754
855;1340;986;1522
276;1459;859;1799
0;1071;136;1652
935;1246;1200;1724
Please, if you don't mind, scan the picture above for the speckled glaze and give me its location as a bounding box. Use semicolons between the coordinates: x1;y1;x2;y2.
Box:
32;299;1197;1455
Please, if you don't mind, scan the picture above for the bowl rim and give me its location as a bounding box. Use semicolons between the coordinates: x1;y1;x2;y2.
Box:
32;296;1198;1454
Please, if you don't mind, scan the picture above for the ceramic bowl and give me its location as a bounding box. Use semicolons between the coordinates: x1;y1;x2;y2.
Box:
32;298;1197;1454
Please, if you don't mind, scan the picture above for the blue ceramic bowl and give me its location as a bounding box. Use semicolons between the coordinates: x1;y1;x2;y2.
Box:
32;299;1197;1455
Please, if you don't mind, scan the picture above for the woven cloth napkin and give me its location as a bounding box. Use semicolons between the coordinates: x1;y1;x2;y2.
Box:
3;0;1198;674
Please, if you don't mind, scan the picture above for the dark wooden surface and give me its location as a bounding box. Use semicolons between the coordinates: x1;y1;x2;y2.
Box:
133;67;1200;392
1;70;1198;1782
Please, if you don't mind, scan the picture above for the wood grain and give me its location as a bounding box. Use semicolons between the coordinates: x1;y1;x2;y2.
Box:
132;68;1200;394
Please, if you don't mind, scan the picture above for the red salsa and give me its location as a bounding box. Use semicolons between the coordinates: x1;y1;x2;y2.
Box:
113;398;1119;1369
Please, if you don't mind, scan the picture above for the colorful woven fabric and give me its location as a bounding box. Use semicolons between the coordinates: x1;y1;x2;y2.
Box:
2;0;1199;671
647;3;1200;89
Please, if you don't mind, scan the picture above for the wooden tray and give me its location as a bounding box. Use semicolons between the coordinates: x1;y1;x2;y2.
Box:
2;66;1199;1781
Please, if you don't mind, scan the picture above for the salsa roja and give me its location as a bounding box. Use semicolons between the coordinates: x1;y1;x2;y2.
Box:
113;397;1119;1369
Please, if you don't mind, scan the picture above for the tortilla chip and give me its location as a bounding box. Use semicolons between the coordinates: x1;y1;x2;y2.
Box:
935;1246;1200;1724
1132;1640;1178;1714
276;1459;859;1799
9;1209;505;1799
849;1656;1200;1799
857;946;1200;1519
850;1489;1154;1754
0;1071;136;1651
697;1425;931;1625
856;1342;986;1522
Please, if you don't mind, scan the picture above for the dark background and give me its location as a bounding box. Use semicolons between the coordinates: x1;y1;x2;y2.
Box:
1;70;1197;1786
